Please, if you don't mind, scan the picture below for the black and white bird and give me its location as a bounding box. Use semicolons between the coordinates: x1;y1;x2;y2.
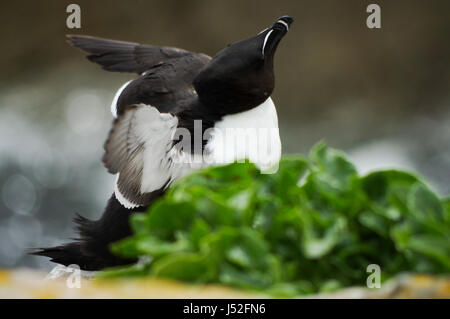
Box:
33;16;293;270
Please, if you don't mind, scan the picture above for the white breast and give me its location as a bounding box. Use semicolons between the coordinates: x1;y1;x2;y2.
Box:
112;99;282;209
205;97;281;174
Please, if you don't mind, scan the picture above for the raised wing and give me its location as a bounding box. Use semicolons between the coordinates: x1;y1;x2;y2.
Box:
67;35;212;117
114;54;210;116
67;34;201;74
103;104;201;208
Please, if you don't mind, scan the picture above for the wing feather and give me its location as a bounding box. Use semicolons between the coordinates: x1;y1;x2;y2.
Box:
103;104;179;207
67;34;194;74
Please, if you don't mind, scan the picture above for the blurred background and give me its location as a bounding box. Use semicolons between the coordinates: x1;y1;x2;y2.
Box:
0;0;449;270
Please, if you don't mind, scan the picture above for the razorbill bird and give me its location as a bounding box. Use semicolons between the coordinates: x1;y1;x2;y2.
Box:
33;16;294;270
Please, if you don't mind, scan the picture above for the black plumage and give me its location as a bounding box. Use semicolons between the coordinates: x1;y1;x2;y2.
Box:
66;35;193;74
33;195;150;270
32;16;293;270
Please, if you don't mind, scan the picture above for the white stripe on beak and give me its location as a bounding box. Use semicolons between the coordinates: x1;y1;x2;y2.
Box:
276;20;289;31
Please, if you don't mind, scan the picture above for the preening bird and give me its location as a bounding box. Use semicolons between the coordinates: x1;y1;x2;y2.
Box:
33;16;293;270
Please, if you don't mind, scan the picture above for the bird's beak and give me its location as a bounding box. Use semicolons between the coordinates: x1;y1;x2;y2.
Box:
261;16;294;59
271;16;294;32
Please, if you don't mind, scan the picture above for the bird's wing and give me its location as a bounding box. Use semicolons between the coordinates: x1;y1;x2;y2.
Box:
103;104;198;208
67;34;209;74
114;54;210;116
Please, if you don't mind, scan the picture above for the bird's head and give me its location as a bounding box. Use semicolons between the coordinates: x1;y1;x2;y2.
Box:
194;16;293;114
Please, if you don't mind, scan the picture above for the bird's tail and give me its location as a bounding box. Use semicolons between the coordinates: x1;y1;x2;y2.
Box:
31;194;149;271
31;242;93;270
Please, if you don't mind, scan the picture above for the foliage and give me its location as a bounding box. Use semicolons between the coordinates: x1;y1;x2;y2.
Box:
98;142;450;297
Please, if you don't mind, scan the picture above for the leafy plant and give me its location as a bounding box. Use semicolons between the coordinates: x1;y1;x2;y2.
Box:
98;142;450;297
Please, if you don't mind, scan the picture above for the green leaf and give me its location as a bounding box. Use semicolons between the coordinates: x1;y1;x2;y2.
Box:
95;261;150;279
406;235;450;270
443;197;450;222
111;235;189;259
145;201;197;238
97;142;450;297
219;263;272;289
407;183;445;222
189;219;211;250
225;228;270;270
309;141;357;191
301;217;347;259
151;253;212;282
358;211;390;237
361;170;420;203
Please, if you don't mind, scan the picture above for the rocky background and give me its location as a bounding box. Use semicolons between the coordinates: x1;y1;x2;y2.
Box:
0;1;449;270
1;270;448;298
